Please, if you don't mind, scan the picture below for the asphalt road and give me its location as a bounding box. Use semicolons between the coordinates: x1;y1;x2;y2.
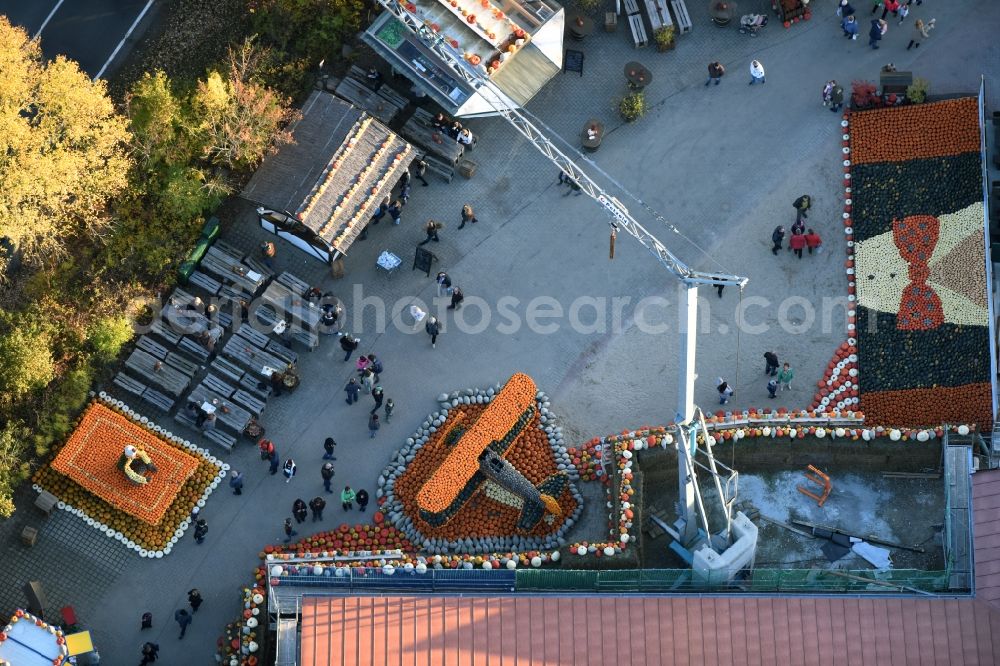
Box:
0;0;161;78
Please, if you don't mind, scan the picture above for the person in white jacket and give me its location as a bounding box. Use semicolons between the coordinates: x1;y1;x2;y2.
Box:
749;60;765;85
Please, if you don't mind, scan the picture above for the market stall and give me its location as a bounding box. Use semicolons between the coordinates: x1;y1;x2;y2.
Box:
0;609;71;665
241;91;415;275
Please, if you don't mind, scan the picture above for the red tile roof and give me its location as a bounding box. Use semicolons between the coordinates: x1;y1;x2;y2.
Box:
974;469;1000;610
301;595;1000;665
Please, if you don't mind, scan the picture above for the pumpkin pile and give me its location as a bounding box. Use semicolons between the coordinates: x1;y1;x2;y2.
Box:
33;395;224;554
217;587;266;666
381;374;583;554
809;341;860;413
0;609;69;664
843;97;991;428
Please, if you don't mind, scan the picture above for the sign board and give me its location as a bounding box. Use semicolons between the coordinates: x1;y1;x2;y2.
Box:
412;247;437;277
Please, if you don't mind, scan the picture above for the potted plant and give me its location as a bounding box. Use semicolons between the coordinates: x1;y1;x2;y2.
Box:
654;25;675;51
906;78;930;104
618;91;646;122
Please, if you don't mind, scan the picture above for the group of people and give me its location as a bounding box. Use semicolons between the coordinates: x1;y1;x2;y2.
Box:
770;195;823;259
342;352;394;437
432;112;476;146
836;1;935;50
764;351;796;398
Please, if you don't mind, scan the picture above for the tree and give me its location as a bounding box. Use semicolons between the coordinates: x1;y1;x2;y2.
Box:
0;18;132;272
0;310;56;401
192;40;298;170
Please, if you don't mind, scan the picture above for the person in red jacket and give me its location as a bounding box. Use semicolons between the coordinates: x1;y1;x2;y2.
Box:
804;229;823;254
789;232;807;259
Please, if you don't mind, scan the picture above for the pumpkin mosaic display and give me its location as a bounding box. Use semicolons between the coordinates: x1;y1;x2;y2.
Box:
845;97;990;427
33;396;223;553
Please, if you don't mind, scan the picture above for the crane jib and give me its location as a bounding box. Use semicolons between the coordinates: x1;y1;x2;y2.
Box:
597;195;629;225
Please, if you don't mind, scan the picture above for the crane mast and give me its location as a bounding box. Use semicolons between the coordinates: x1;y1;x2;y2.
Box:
371;0;754;564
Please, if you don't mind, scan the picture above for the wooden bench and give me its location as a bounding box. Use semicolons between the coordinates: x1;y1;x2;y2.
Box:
242;256;274;280
150;319;182;346
35;490;58;516
628;13;649;47
219;284;251;306
421;153;455;183
232;389;266;417
375;83;409;110
235;323;271;350
136;336;168;360
240;373;272;399
188;270;222;295
644;0;672;31
212;239;245;261
140;385;175;413
266;339;299;365
276;271;311;296
178;336;211;361
211;357;246;384
175;410;236;452
253;307;319;351
411;107;437;127
114;373;147;397
164;351;200;377
670;0;692;33
202;374;237;398
880;70;913;95
188;384;251;435
623;0;640;14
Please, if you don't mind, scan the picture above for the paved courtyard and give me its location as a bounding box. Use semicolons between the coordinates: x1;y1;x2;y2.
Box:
1;0;998;663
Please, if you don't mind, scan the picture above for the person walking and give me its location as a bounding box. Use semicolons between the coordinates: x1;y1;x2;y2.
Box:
705;61;725;86
174;609;192;639
790;232;806;259
426;316;441;348
193;518;208;545
764;351;780;376
400;179;412;206
323;437;337;460
229;470;244;496
448;286;464;310
356;488;370;512
458;204;478;229
879;0;900;19
771;226;785;255
309;496;326;522
283;458;297;483
907;18;935;49
187;589;203;613
822;80;835;107
292;498;308;524
340;333;360;362
345;378;361;405
842;13;859;39
321;462;335;493
767;378;779;399
360;367;375;394
341;486;356;511
141;611;153;630
355;354;371;376
384;398;394;423
140;641;160;665
368;413;381;438
388;199;402;225
748;60;765;85
778;363;795;391
368;354;384;382
282;517;297;543
415;158;429;186
418;219;443;245
829;83;845;112
371;386;384;414
896;1;909;24
805;229;823;254
869;18;887;49
268;449;280;475
717;378;734;405
359;197;389;240
791;219;806;237
436;271;452;297
259;240;276;271
837;0;855;17
793;195;811;222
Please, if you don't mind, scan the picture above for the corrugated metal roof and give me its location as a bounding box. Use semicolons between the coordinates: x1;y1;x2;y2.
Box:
490;42;561;107
974;469;1000;609
301;594;1000;665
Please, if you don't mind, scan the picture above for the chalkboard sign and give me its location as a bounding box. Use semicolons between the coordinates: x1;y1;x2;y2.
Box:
413;247;437;276
564;49;584;77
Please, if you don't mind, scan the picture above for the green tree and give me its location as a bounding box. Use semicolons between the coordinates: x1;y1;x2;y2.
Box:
248;0;364;65
0;421;30;518
87;315;134;362
0;311;56;401
192;40;297;170
0;17;132;272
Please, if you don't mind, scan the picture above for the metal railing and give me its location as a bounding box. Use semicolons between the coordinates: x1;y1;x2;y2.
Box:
275;567;516;593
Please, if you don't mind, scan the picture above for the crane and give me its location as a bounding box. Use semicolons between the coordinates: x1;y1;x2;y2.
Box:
372;0;756;569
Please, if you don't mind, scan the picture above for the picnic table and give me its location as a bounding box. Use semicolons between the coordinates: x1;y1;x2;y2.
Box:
161;303;211;336
223;336;292;379
200;246;267;295
125;349;192;397
401;118;464;165
188;383;252;435
260;281;323;331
